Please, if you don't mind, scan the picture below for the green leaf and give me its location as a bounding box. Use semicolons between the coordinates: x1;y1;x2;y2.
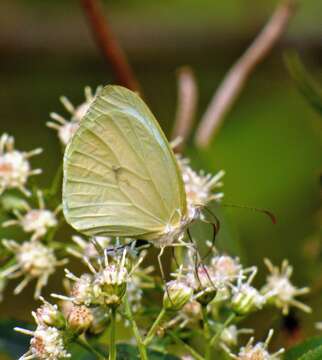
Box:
285;52;322;116
284;337;322;360
116;343;180;359
0;319;32;359
298;345;322;360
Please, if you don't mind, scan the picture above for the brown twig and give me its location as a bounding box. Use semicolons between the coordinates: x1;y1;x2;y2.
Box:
80;0;141;93
172;67;198;152
195;0;297;148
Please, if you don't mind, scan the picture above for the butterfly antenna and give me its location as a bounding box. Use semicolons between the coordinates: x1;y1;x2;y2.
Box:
201;206;221;260
221;203;277;224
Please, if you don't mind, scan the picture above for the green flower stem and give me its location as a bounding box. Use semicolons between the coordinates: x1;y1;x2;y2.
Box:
76;336;106;360
124;296;148;360
202;306;211;360
109;307;117;360
209;313;236;348
168;331;204;360
143;307;166;346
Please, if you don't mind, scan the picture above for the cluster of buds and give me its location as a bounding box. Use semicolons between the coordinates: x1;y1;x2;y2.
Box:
1;239;67;298
0;133;42;196
14;296;96;360
2;190;60;241
47;86;102;146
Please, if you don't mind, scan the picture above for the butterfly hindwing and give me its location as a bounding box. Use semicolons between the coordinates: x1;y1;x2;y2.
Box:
63;85;186;240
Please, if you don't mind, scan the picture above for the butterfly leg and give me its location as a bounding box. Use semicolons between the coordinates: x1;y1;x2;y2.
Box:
200;206;221;261
158;246;175;306
186;227;216;291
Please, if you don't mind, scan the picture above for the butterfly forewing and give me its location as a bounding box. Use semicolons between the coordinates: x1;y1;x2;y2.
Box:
63;85;186;240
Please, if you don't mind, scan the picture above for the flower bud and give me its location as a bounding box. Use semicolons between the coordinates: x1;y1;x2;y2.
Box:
67;304;93;334
94;264;127;307
163;280;193;311
231;284;265;316
35;300;65;329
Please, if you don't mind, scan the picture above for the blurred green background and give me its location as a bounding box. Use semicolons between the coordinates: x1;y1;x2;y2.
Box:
0;0;321;350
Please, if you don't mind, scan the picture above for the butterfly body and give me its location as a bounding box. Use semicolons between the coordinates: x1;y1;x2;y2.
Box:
63;85;188;246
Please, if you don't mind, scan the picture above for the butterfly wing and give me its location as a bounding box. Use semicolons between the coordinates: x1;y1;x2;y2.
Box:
63;85;186;241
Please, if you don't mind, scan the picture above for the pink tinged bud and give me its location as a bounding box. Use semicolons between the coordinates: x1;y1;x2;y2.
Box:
163;280;193;311
67;304;93;335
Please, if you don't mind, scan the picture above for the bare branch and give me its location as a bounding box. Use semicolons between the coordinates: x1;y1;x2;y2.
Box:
80;0;141;93
195;0;297;148
172;67;198;152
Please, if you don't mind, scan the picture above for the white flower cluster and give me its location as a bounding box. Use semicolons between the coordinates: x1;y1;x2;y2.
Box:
228;329;285;360
0;133;42;196
2;190;60;241
47;86;102;146
176;155;225;220
164;249;311;356
53;247;144;307
1;239;67;298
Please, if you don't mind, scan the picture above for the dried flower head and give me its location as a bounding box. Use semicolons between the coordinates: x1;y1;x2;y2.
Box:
47;86;102;145
0;134;42;196
229;329;284;360
3;191;60;240
1;239;67;298
261;259;311;315
15;325;70;360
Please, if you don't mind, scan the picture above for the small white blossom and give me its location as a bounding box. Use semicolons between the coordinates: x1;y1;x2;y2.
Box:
219;325;253;352
2;191;60;240
163;279;193;311
261;259;311;315
230;269;271;315
33;297;65;329
1;240;67;298
229;329;284;360
47;86;102;145
177;155;225;220
0;134;42;196
15;325;70;360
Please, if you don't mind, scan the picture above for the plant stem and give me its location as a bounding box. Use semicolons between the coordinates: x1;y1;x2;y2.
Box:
124;296;148;360
202;306;211;360
168;331;204;360
109;307;117;360
209;313;236;348
143;308;166;346
76;337;106;360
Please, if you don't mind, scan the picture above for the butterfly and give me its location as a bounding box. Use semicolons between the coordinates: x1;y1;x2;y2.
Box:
63;85;194;249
